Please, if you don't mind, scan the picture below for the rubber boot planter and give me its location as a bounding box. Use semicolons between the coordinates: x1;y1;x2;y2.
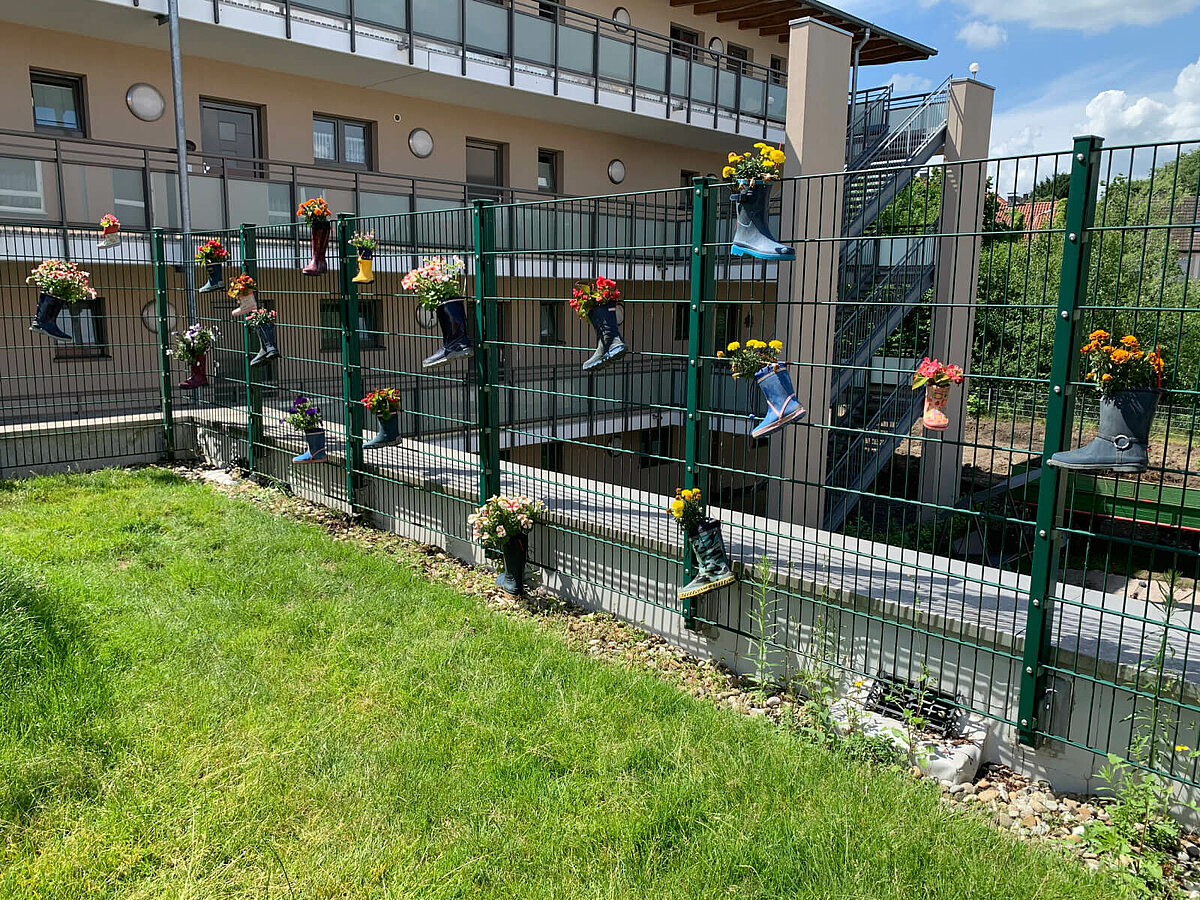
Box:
352;248;374;284
923;384;951;431
1049;390;1159;474
678;518;736;601
231;291;256;319
303;220;331;276
97;220;120;250
179;354;208;389
363;413;400;450
199;263;224;293
30;293;73;343
495;535;528;598
731;180;794;261
423;298;473;369
750;364;805;438
250;321;279;368
583;303;627;371
293;428;327;464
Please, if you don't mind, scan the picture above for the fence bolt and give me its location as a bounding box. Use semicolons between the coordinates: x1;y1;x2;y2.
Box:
1039;530;1047;538
1054;385;1062;394
1060;310;1069;319
1076;153;1085;162
1021;718;1029;727
1026;666;1034;675
1033;599;1041;607
693;247;700;255
1069;233;1077;242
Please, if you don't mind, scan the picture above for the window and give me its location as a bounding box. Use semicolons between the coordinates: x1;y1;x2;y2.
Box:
674;303;689;341
539;300;560;345
0;158;47;216
320;298;383;352
54;296;107;360
726;43;751;73
466;138;506;200
538;149;561;193
313;115;372;169
770;55;787;86
638;427;671;469
670;25;701;61
31;71;86;137
540;441;563;473
714;304;741;355
538;1;560;21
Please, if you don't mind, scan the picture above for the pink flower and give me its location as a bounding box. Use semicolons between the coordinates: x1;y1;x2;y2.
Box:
496;525;507;538
943;364;964;384
917;357;941;379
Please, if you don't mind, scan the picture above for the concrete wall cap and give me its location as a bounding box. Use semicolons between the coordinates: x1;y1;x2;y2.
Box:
788;17;854;39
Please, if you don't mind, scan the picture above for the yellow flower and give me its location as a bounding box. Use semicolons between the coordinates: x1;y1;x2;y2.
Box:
722;166;736;179
769;339;783;351
728;152;740;163
769;149;786;165
1177;745;1189;752
727;341;740;352
716;350;725;358
1120;335;1139;349
1089;329;1111;341
753;142;768;149
1085;372;1095;380
1110;348;1132;364
762;159;776;168
671;500;685;517
1101;373;1113;382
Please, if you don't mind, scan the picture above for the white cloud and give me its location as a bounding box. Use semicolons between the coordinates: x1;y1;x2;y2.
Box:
1082;57;1200;142
956;21;1007;48
928;0;1198;31
885;73;934;93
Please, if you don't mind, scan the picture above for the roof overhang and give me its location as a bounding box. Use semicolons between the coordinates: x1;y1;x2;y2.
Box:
668;0;937;64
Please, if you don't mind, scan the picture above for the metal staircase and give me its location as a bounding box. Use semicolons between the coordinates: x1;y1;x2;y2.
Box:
824;79;952;529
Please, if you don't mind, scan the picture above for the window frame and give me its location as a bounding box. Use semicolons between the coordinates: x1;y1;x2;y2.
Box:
540;441;564;473
538;299;561;346
637;426;672;469
320;297;384;353
537;148;562;194
669;24;702;62
30;70;87;138
770;55;788;86
725;42;751;74
312;114;374;170
53;295;108;361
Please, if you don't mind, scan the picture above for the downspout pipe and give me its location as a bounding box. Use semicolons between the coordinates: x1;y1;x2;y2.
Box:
167;0;197;322
850;26;871;110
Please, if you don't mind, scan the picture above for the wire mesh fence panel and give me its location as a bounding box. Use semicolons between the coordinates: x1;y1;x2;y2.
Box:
0;225;170;476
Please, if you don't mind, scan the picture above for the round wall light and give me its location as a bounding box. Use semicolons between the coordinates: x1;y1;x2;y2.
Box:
612;7;631;32
607;159;626;184
708;37;724;59
408;128;434;159
126;83;165;122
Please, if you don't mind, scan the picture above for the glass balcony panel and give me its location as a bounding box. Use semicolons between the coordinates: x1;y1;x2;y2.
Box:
413;197;469;251
356;0;405;28
598;36;632;81
689;60;716;105
513;11;553;64
413;0;460;42
513;207;554;251
557;24;595;75
741;75;767;117
358;191;412;243
189;175;225;230
669;56;688;96
226;179;292;228
296;184;356;218
294;0;349;14
717;69;738;112
466;0;509;55
112;167;148;230
635;46;667;92
767;82;787;123
0;157;56;221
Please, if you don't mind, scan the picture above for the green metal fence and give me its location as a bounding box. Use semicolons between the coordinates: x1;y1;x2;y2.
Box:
5;135;1200;794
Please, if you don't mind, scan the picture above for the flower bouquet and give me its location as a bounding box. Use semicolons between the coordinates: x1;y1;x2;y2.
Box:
350;230;376;285
722;143;793;260
27;260;96;342
298;198;332;276
403;256;472;368
362;386;402;450
911;358;964;431
469;494;546;597
227;273;257;318
1049;331;1165;473
572;276;626;370
195;239;229;293
717;338;805;438
668;487;735;600
284;395;326;464
171;323;218;389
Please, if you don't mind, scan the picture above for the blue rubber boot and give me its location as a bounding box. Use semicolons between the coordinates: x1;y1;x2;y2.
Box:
422;298;473;369
750;364;806;438
198;263;224;293
293;428;327;464
495;535;528;598
250;322;279;367
582;303;627;371
363;414;400;450
731;181;794;260
30;293;73;342
1049;390;1158;474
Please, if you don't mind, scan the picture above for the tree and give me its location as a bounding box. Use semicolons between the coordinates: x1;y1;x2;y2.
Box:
1030;172;1071;203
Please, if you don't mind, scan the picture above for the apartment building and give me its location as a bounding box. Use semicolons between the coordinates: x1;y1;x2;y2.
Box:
0;0;989;526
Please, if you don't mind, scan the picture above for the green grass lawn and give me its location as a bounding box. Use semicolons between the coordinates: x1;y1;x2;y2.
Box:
0;469;1117;899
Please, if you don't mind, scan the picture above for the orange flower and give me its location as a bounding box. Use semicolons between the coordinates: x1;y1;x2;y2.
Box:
1119;335;1139;349
1101;374;1113;382
1089;329;1111;341
1081;341;1099;353
1110;348;1132;364
1085;371;1095;380
1101;345;1114;354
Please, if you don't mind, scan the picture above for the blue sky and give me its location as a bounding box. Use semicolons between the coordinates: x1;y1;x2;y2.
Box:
837;0;1200;157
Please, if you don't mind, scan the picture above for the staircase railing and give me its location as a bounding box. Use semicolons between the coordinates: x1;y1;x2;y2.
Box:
847;85;893;167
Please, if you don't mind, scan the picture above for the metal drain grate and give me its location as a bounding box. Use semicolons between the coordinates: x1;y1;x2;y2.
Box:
864;673;962;739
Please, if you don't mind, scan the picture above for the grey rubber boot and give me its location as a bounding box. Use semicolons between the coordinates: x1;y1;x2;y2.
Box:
495;535;528;598
678;517;736;600
250;322;279;367
1048;389;1159;474
731;182;795;261
582;303;627;371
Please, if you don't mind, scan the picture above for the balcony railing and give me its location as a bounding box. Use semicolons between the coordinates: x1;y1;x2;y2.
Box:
123;0;786;136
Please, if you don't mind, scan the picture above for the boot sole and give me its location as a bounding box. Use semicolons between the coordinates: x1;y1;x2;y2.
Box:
422;351;473;369
750;406;807;439
30;327;74;343
363;440;400;450
582;346;627;371
677;573;736;600
1048;460;1148;474
249;353;279;368
731;245;796;261
293;456;327;464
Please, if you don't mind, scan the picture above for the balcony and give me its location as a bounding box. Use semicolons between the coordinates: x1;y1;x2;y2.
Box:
92;0;786;141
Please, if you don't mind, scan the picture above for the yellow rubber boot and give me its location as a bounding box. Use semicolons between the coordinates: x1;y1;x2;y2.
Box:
352;254;374;284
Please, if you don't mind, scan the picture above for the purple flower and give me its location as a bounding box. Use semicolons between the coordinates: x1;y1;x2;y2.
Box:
306;407;317;416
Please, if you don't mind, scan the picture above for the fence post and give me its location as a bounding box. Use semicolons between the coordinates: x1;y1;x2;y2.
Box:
240;223;263;474
338;214;364;509
473;200;501;503
1017;134;1104;746
151;229;175;459
682;176;717;627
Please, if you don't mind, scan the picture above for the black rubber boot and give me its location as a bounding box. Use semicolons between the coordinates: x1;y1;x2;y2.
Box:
731;181;794;260
422;298;473;369
30;292;72;342
198;263;224;293
582;303;627;371
250;322;279;368
495;535;528;598
678;517;736;600
1049;390;1159;474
